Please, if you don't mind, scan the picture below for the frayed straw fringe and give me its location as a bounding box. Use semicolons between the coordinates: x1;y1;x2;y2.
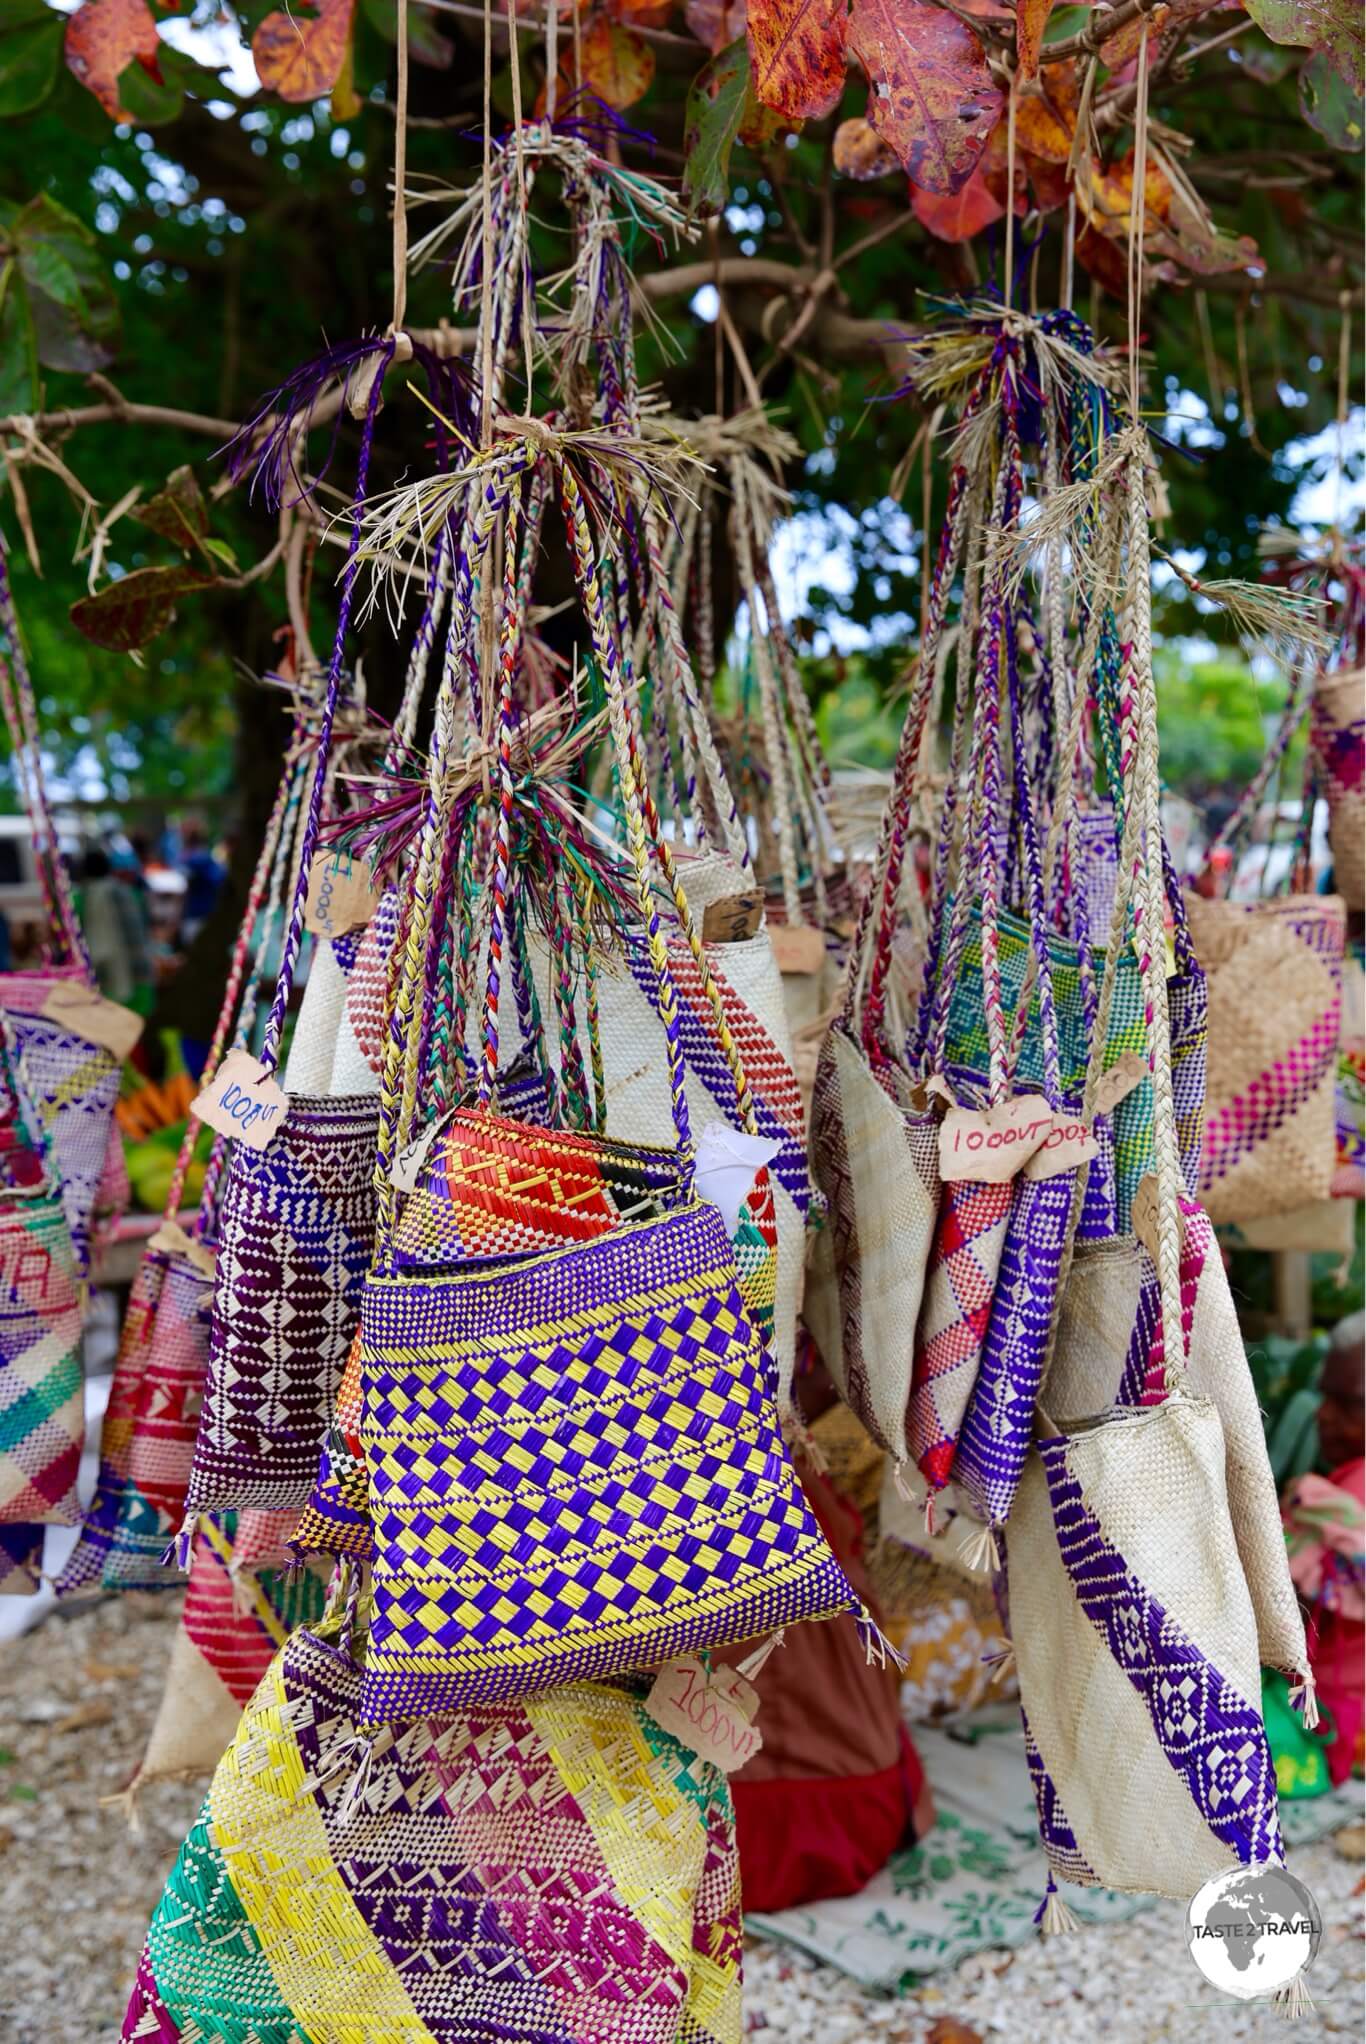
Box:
1289;1671;1319;1730
958;1520;1000;1576
1034;1875;1081;1937
1273;1975;1315;2019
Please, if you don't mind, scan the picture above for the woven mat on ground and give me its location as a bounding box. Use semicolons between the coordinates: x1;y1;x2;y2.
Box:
748;1705;1363;1992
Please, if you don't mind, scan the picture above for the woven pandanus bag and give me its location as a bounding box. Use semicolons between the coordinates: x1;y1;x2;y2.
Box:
123;1610;744;2044
1187;889;1345;1226
0;1188;83;1531
0;990;122;1277
177;1090;378;1538
1311;665;1364;910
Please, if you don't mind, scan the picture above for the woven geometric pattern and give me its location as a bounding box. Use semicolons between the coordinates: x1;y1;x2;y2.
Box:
0;1003;121;1275
1037;1431;1283;1869
951;1169;1078;1528
54;1246;168;1596
295;1162;782;1569
907;1177;1011;1492
1022;1710;1098;1888
126;1620;743;2044
1311;666;1364;909
101;1252;213;1590
1336;934;1364;1197
360;1200;860;1720
943;902;1207;1234
0;1192;83;1527
1190;891;1344;1225
393;1108;683;1269
183;1093;378;1519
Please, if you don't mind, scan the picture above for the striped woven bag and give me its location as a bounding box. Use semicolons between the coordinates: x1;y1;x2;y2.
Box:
0;1184;83;1531
1311;664;1364;910
1009;439;1290;1906
124;1604;744;2044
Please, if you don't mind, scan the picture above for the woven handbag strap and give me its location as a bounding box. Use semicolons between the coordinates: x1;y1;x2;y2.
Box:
1078;434;1186;1383
260;346;392;1074
170;733;310;1238
0;530;92;974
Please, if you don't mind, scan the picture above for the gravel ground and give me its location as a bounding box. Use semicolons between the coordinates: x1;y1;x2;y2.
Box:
0;1592;1361;2044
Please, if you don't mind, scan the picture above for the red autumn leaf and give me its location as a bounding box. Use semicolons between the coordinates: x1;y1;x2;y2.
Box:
980;114;1029;212
1075;221;1132;297
578;17;655;107
748;0;848;121
912;160;1004;240
1015;0;1053;80
1022;148;1069;211
607;0;674;27
253;0;355;105
64;0;160;119
1100;3;1171;69
684;0;746;51
849;0;1003;195
833;114;899;177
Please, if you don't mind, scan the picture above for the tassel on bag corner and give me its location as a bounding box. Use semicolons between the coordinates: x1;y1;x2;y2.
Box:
1288;1670;1319;1731
1033;1871;1080;1938
958;1519;1000;1576
1272;1974;1315;2020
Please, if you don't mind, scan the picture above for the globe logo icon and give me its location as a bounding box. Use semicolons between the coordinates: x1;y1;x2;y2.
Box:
1186;1862;1322;2002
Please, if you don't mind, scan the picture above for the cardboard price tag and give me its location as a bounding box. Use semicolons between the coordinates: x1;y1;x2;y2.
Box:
390;1111;454;1194
645;1655;762;1775
148;1218;216;1282
1022;1116;1100;1182
1092;1051;1150;1119
40;982;144;1061
190;1049;289;1151
303;851;382;941
701;892;764;944
769;922;826;976
1132;1172;1187;1270
939;1095;1055;1183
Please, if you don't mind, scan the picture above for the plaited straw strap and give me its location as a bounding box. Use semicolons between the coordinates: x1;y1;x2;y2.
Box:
730;472;800;921
0;530;91;972
260;346;393;1073
166;733;308;1233
388;528;452;765
477;476;525;1105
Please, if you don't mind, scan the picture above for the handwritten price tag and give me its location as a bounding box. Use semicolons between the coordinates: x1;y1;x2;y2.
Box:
390;1110;454;1193
40;982;144;1061
1132;1172;1187;1269
303;851;382;941
939;1095;1054;1184
190;1049;289;1151
701;892;764;944
1022;1116;1100;1181
645;1655;762;1775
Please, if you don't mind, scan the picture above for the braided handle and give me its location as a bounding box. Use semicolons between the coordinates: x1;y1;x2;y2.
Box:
260;345;392;1072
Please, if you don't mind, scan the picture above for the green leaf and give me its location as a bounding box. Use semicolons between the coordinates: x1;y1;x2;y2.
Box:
131;466;210;553
113;54;183;125
199;534;240;572
0;255;40;414
683;38;751;215
11;194;119;372
0;7;62;118
1242;0;1362;97
70;564;219;653
1299;49;1364;149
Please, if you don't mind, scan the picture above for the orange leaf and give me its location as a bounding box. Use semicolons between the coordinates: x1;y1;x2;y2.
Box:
1015;0;1053;80
1021;148;1069;212
1077;147;1172;239
578;17;655;107
684;0;746;52
607;0;674;26
64;0;160;120
833;115;899;178
748;0;848;122
1013;62;1078;164
912;161;1004;241
253;0;355;105
849;0;1003;196
1100;3;1170;70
